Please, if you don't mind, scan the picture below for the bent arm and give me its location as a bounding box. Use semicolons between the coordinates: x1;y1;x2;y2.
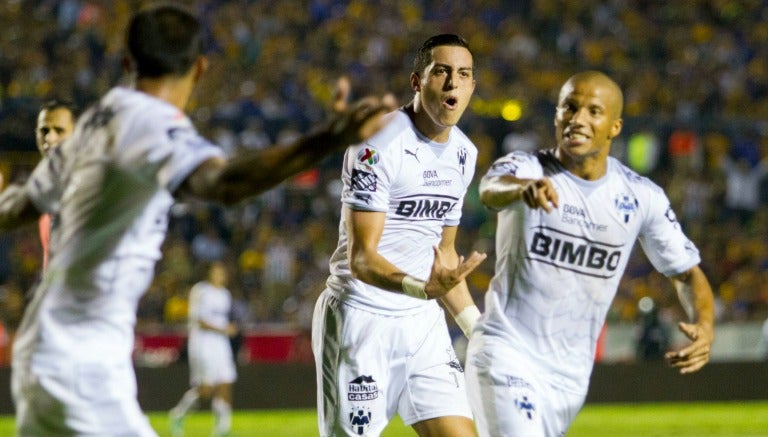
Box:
436;226;477;316
437;226;482;338
345;206;412;293
665;265;715;374
0;184;41;230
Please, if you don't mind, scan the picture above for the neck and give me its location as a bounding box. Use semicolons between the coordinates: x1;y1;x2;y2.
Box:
405;101;450;143
556;149;609;181
134;75;193;111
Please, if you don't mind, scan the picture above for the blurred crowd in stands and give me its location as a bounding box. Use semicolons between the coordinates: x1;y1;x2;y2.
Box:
1;0;767;360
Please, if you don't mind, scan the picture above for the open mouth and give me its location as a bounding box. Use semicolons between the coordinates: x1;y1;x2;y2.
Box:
565;131;590;142
444;96;458;109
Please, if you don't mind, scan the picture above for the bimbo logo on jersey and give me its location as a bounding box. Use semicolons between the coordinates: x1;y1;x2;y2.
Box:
395;195;457;219
528;226;623;278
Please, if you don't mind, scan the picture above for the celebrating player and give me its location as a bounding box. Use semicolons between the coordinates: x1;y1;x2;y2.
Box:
311;34;486;437
0;3;395;436
465;71;715;436
170;261;238;437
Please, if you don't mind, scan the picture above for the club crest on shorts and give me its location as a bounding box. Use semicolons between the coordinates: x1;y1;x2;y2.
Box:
515;395;536;420
349;406;373;435
347;375;378;401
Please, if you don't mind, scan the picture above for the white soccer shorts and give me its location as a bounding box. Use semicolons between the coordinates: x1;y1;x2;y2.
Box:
12;360;157;436
465;335;586;437
312;290;472;437
188;336;237;386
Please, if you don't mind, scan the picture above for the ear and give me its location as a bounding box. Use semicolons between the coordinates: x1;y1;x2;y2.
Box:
609;118;623;139
410;72;421;92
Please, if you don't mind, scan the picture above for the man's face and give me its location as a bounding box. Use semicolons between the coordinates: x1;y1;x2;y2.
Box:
413;45;475;130
554;77;622;162
36;107;75;155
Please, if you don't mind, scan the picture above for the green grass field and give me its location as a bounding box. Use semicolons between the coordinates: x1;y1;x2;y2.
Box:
1;401;766;436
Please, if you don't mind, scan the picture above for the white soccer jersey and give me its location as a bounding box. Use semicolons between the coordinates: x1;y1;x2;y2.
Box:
326;109;478;314
477;149;700;394
187;281;236;385
14;86;224;372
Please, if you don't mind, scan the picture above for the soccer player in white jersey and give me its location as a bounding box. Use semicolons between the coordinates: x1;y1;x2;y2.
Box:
0;4;394;436
170;261;237;437
465;71;716;437
312;34;487;437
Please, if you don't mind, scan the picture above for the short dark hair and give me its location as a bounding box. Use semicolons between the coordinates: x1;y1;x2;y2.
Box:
39;98;78;118
413;34;472;76
126;3;203;78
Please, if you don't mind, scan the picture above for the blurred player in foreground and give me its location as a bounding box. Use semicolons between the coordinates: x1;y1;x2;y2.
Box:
170;261;237;437
35;99;77;271
465;71;715;436
0;3;395;436
312;34;486;437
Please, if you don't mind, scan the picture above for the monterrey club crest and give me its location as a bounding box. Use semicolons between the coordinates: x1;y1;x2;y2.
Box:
614;193;639;223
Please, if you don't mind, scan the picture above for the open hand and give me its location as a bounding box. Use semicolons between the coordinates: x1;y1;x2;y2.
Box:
424;245;487;299
665;321;714;374
327;76;398;148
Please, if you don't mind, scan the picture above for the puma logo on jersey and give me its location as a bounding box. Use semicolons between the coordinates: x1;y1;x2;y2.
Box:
405;148;419;162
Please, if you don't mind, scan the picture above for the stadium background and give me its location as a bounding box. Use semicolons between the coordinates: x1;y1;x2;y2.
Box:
0;0;766;413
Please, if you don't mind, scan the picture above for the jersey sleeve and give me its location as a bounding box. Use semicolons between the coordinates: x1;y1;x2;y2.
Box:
340;141;398;212
638;188;701;277
482;150;544;181
161;125;225;192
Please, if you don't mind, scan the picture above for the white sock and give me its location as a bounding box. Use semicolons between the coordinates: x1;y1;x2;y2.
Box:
171;388;199;418
211;397;232;435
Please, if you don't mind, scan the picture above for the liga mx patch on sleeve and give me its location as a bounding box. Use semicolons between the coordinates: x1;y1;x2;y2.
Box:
351;168;377;192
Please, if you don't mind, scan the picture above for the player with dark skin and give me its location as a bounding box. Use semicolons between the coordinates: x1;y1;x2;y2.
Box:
482;71;714;372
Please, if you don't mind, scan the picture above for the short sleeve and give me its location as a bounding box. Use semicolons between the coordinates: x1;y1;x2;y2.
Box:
638;190;701;277
482;150;544;181
340;142;398;212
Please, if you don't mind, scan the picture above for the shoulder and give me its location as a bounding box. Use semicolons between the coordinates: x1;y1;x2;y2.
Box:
608;157;664;195
450;127;477;151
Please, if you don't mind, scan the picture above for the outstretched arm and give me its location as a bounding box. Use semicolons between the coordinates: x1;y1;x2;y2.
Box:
480;174;559;212
665;265;715;374
181;79;397;204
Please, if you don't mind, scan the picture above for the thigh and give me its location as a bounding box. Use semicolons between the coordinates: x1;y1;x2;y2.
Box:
466;337;546;437
313;292;400;437
399;308;473;427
